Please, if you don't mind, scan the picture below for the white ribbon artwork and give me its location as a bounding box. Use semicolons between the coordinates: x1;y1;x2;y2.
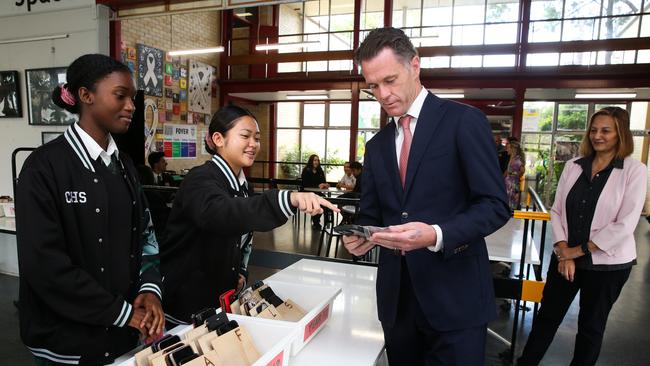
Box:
137;44;163;97
188;61;214;114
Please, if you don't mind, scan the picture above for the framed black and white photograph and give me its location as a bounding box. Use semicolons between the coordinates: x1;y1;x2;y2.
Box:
0;70;22;118
25;67;78;125
41;131;62;145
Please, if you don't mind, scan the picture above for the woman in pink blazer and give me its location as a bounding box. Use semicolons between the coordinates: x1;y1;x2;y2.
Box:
518;107;647;366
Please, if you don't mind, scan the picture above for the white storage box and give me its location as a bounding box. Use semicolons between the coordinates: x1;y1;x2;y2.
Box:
112;313;296;366
262;279;341;356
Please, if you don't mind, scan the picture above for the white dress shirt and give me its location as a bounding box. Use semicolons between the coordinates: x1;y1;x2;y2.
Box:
74;123;119;166
392;86;444;252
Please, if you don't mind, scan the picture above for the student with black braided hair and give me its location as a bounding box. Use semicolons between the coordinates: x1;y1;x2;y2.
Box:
16;54;165;365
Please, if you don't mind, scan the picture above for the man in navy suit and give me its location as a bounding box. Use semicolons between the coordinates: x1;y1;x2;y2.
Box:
343;27;509;365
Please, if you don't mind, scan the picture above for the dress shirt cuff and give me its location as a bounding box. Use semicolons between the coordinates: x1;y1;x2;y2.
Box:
427;225;444;252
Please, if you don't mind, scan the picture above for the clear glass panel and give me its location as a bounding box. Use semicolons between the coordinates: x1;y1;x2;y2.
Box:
304;32;328;52
422;0;453;26
452;24;485;45
453;0;485;25
638;49;650;63
329;32;353;50
529;20;562;42
595;103;627;111
359;101;381;128
521;133;552;181
557;104;589;131
325;130;351;172
279;3;304;35
301;129;327;161
640;15;650;37
553;134;583;162
277;35;304;54
485;23;518;44
530;0;563;21
276;128;300;162
329;103;351;126
523;101;555;132
361;0;385;29
483;54;516;67
328;59;353;71
599;16;640;39
421;56;451;68
560;51;597;65
393;0;423;28
357;130;378;161
601;0;642;16
330;14;354;32
278;62;303;73
630;136;644;161
630;102;648;130
417;26;452;46
303;103;325;126
527;52;560;66
485;0;519;23
306;61;328;71
562;19;598;41
277;102;301;127
597;50;636;64
303;0;329;33
564;0;602;18
451;55;483;67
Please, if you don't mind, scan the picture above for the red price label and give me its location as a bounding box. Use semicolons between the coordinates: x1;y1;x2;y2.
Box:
265;351;283;366
303;304;330;341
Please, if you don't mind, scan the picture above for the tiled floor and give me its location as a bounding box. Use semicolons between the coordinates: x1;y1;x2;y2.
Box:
1;216;649;365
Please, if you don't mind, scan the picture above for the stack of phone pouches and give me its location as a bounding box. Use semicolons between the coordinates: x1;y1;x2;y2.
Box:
149;342;196;366
136;334;184;366
258;285;307;321
211;326;260;366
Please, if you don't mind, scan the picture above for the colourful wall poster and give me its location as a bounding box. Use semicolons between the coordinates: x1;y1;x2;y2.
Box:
163;123;197;159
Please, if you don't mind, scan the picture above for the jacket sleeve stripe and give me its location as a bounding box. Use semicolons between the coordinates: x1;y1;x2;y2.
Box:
278;190;295;219
113;301;133;327
139;283;162;300
28;347;81;364
64;130;94;172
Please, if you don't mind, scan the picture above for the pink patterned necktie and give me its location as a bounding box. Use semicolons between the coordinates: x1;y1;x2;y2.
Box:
398;115;413;188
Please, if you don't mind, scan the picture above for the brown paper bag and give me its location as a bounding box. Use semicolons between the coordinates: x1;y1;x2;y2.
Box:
211;327;261;366
197;331;218;354
276;299;306;321
180;350;225;366
256;304;283;320
184;324;209;343
134;347;153;366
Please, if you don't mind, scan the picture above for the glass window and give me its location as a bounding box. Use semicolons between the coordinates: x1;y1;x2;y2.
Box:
483;54;516;67
421;56;451;68
393;0;423;28
530;0;564;21
642;15;650;37
451;55;483;67
523;102;555;132
564;0;602;19
562;19;598;41
278;62;303;73
596;50;636;64
630;102;647;130
638;49;650;63
595;103;627;111
527;52;559;66
329;32;353;51
306;60;328;72
601;0;642;16
301;129;327;160
357;131;378;161
599;16;640;39
452;24;485;45
557;104;588;131
361;0;384;29
329;103;351;126
521;133;552;179
485;23;518;44
453;0;485;25
485;0;519;23
359;101;381;128
277;102;301;127
326;129;351;169
529;20;562;42
560;51;597;65
422;0;453;26
303;0;329;33
553;134;583;162
276;129;300;161
304;103;325;126
418;26;452;46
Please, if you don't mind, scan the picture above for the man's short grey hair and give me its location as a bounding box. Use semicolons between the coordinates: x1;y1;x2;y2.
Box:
354;27;418;66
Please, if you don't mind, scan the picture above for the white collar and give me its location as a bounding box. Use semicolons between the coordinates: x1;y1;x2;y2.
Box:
73;123;119;163
211;154;247;191
393;86;428;128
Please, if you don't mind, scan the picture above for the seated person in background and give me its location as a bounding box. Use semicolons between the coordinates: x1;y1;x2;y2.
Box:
147;151;173;186
350;161;363;195
301;154;329;228
336;162;356;190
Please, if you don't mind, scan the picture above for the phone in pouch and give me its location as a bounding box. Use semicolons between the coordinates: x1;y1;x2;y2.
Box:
216;320;239;336
191;307;217;327
259;287;284;307
251;280;264;290
205;312;229;332
219;289;236;313
151;334;180;352
166;345;197;366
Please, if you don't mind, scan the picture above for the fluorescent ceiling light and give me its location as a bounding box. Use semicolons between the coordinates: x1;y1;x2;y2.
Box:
168;47;224;56
235;12;253;17
575;93;636;99
256;41;320;51
286;94;328;100
0;33;69;45
436;93;464;99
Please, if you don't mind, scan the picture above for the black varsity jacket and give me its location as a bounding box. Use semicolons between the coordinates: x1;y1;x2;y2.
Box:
16;124;163;365
161;154;295;324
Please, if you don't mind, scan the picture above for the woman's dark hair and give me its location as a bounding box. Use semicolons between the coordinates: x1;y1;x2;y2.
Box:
205;104;256;155
303;154;323;174
51;54;131;114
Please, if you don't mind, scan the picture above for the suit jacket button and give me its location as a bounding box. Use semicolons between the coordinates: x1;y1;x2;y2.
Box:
401;212;408;219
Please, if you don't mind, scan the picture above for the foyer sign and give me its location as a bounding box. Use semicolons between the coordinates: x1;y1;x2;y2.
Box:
1;0;93;17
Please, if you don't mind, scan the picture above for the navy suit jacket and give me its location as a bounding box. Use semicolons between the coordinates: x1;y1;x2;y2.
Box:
358;92;509;331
